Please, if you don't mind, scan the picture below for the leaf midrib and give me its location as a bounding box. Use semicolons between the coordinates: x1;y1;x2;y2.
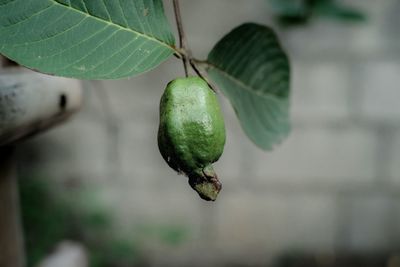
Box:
206;61;286;105
50;0;176;52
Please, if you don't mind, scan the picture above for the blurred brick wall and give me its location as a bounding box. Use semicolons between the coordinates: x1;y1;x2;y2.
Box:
18;0;400;266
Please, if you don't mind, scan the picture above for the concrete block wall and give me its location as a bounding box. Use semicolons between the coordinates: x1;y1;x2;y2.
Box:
17;0;400;266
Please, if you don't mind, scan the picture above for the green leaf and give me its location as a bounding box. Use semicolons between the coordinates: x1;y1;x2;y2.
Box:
314;1;366;22
207;23;290;150
0;0;175;79
268;0;308;17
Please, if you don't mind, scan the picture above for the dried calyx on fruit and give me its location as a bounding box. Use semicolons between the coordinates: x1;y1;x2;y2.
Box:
158;76;226;201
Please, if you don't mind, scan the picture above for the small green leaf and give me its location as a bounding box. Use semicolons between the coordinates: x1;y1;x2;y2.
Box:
207;23;290;150
268;0;308;17
314;1;366;22
0;0;175;79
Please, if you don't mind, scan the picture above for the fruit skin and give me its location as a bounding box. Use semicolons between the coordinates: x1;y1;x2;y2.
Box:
158;77;226;201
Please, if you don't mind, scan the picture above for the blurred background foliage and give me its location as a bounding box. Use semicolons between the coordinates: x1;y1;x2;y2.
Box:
19;176;189;267
267;0;366;26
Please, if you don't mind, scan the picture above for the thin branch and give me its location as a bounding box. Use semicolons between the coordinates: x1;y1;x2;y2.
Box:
191;58;210;67
173;0;189;77
189;59;218;93
173;52;182;59
171;0;219;94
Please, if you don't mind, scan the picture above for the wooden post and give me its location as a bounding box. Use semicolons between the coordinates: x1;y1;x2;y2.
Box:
0;66;82;267
0;146;25;267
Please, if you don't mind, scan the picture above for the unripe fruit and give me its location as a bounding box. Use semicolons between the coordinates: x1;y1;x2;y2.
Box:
158;77;226;201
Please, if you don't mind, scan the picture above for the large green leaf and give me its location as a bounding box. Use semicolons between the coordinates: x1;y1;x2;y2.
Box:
314;0;366;22
207;23;290;150
268;0;308;17
0;0;175;79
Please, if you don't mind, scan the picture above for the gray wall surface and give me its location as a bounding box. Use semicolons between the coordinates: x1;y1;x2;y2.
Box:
17;0;400;266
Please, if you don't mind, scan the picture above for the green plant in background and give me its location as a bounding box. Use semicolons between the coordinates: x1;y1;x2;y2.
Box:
19;177;189;266
19;177;140;267
136;223;189;247
268;0;366;26
19;178;71;266
0;0;290;199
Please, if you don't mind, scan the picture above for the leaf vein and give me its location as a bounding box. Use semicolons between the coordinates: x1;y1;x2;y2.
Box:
53;28;121;71
11;17;87;47
208;63;286;105
2;4;53;28
48;0;174;50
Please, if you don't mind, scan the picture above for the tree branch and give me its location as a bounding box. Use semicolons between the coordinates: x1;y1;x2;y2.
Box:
172;1;219;93
189;59;218;93
173;0;189;77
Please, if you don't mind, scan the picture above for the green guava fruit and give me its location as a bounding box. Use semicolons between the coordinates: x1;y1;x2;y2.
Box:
158;76;226;201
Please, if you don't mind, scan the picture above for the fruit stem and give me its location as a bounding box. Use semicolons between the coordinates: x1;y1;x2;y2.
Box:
172;1;218;93
189;59;218;93
173;0;189;77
